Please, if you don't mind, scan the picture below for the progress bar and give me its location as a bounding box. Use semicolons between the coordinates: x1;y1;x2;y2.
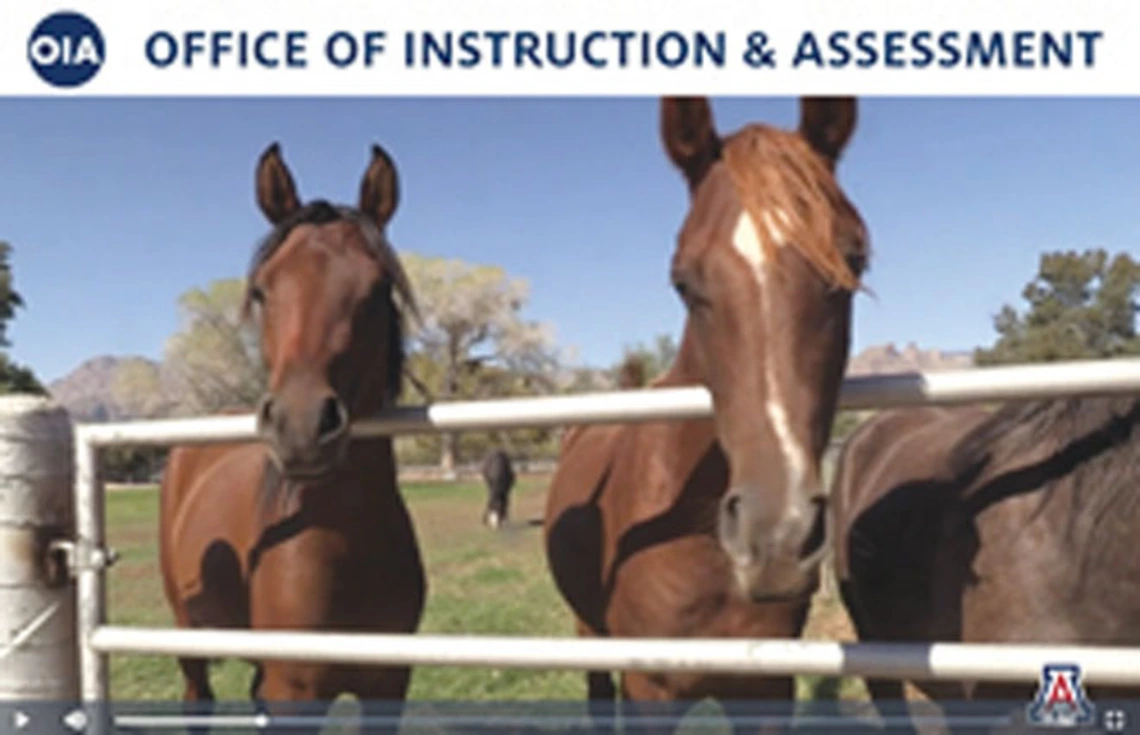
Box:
114;713;1015;730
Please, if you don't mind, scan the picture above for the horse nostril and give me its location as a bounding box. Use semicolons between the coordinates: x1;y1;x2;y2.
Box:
317;396;347;443
799;498;828;561
718;491;745;546
256;397;275;434
723;493;742;522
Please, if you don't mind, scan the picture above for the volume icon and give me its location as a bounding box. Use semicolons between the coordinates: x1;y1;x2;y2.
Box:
62;708;87;732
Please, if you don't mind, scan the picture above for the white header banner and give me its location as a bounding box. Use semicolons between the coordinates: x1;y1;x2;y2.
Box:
0;0;1131;96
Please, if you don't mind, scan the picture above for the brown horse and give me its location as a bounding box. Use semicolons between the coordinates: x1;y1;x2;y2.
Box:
159;143;426;727
832;396;1140;723
544;97;869;728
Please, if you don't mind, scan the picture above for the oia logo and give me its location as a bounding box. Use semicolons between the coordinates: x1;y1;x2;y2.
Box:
28;11;105;88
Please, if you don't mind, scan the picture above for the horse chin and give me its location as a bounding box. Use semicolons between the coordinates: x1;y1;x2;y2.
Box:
281;464;338;483
267;451;346;484
731;560;820;606
266;438;351;483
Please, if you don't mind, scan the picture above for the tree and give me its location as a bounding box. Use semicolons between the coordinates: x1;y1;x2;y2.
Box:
0;355;44;395
398;254;561;473
163;278;266;414
111;358;169;418
0;241;44;395
612;333;678;387
101;358;170;482
975;249;1140;365
0;241;26;349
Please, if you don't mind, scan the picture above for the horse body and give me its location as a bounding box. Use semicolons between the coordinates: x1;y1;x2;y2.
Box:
546;96;869;728
161;441;425;701
546;352;809;708
832;397;1140;708
158;142;426;721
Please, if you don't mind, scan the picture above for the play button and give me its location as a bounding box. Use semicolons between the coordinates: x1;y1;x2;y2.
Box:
11;710;29;730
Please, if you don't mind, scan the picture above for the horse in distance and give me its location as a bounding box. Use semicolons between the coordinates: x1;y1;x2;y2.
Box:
158;142;426;728
544;96;869;728
831;396;1140;722
482;448;516;529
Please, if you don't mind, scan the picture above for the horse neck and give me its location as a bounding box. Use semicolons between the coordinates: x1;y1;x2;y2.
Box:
652;320;704;390
341;377;400;495
637;323;726;507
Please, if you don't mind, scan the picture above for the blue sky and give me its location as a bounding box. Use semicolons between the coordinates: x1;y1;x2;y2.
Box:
3;97;1140;383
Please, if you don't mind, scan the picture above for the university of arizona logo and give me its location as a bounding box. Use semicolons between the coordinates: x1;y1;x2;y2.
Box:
1026;663;1096;728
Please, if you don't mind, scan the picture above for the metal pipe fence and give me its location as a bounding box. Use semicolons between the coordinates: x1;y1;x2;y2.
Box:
52;358;1140;702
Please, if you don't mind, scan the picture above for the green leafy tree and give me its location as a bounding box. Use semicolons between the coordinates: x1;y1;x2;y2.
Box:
0;355;44;395
976;249;1140;365
163;278;266;414
398;254;561;472
613;333;678;387
101;358;171;483
0;242;44;395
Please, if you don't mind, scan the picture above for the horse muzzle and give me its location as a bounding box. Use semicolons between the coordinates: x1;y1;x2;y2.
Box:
717;487;830;604
257;390;351;480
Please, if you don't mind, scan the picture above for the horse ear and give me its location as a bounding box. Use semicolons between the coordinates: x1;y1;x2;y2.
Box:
661;97;721;192
255;142;301;225
799;97;857;167
359;144;400;227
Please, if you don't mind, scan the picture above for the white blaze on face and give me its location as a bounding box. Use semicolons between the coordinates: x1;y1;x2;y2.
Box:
730;210;810;503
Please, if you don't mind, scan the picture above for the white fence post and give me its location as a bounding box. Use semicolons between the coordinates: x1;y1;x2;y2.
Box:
73;426;110;703
0;396;78;701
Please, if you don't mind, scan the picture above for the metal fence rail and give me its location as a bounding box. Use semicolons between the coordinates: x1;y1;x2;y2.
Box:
91;626;1140;686
78;358;1140;447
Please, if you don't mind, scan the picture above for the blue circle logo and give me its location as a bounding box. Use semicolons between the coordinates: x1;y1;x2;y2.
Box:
28;11;105;88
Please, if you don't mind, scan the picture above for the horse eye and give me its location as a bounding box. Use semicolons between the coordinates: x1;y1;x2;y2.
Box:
672;277;706;309
249;286;266;305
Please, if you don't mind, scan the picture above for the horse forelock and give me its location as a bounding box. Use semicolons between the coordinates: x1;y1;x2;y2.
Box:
721;125;867;293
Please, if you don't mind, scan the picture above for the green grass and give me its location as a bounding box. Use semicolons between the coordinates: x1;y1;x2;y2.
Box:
105;476;867;706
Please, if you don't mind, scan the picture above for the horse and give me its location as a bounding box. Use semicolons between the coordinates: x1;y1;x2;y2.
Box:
544;96;869;730
158;142;426;729
481;448;516;529
831;396;1140;726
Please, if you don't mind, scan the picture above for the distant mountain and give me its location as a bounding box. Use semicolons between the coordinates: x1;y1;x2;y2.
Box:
47;355;162;422
47;342;973;424
847;342;973;376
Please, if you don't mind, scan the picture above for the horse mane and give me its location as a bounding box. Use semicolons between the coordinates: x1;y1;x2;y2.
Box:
722;125;868;292
245;199;416;405
949;395;1140;518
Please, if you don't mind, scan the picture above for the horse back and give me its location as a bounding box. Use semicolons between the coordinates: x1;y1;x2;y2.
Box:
830;406;987;580
482;449;514;489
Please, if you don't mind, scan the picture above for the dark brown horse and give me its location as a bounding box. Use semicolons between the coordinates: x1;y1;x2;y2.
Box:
481;448;516;529
544;97;869;727
159;143;426;726
832;396;1140;719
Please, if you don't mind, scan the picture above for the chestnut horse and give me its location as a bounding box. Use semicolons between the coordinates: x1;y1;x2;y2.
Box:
832;397;1140;724
544;97;869;728
159;143;426;726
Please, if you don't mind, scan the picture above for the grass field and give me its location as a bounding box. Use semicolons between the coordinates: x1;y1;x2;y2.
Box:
106;476;869;706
